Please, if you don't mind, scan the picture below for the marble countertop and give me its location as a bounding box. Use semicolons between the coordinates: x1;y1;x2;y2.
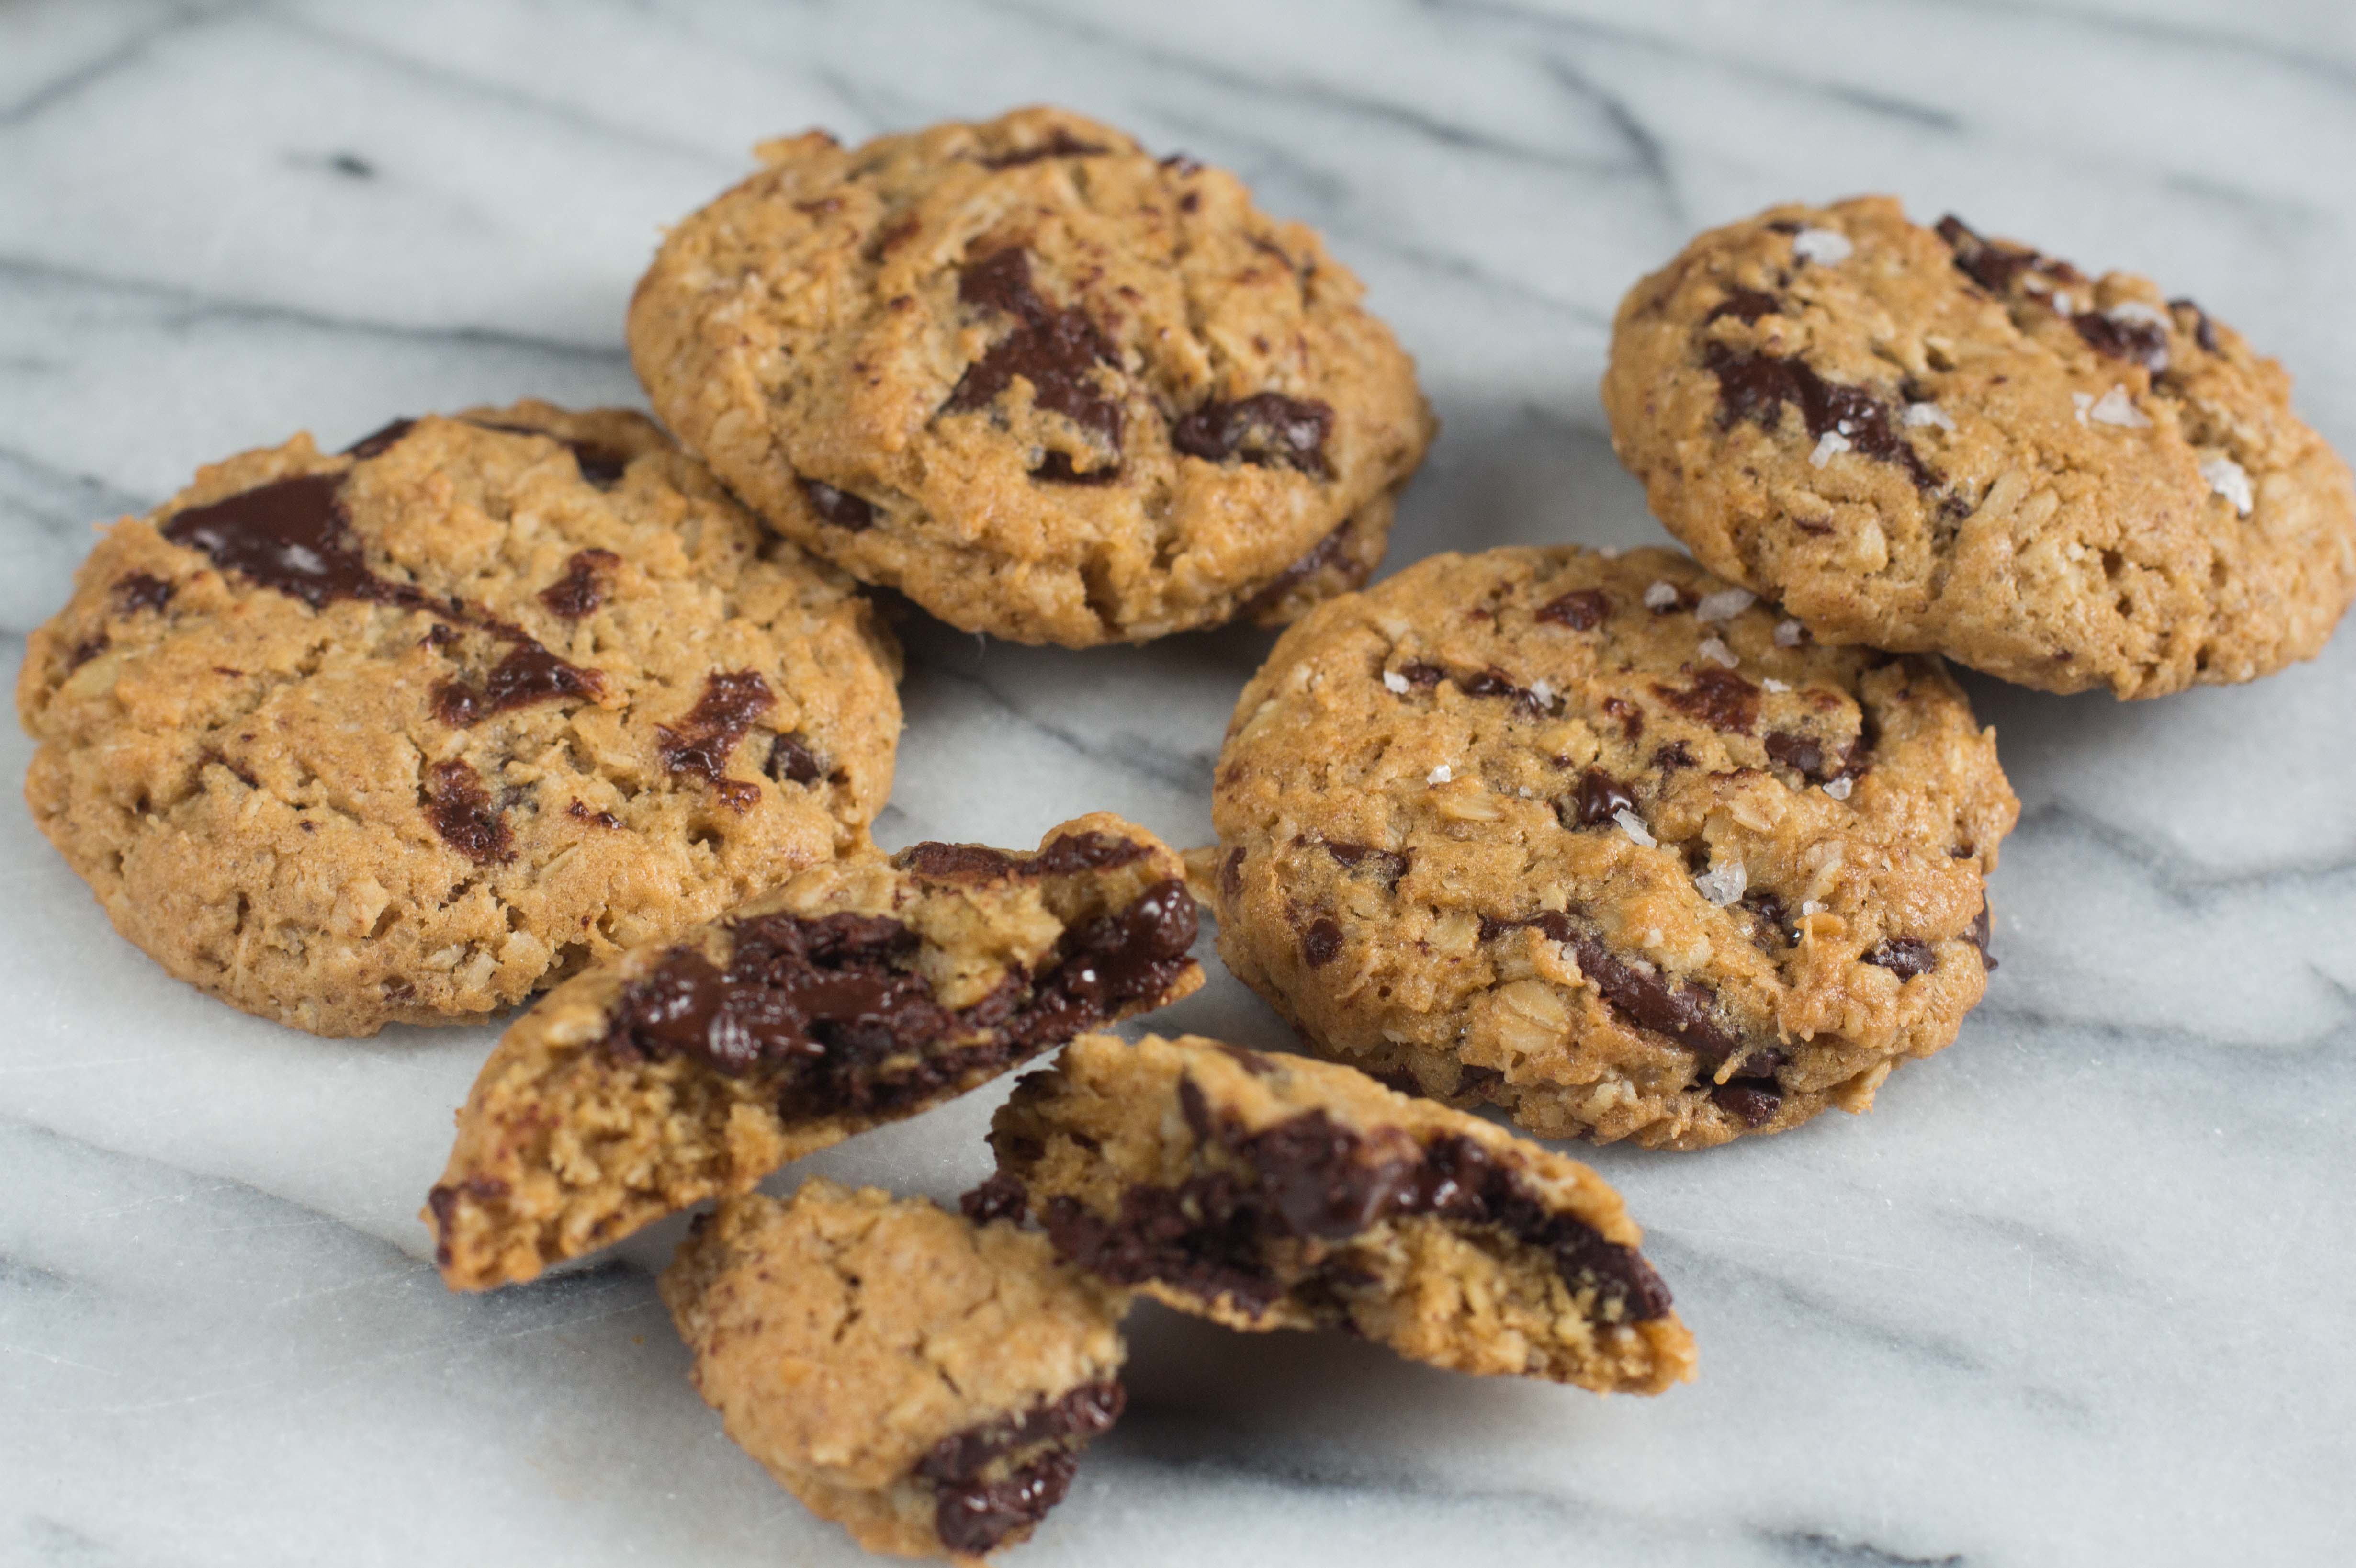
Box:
4;2;2351;1563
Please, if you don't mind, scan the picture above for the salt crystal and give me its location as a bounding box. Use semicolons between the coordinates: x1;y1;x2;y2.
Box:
2088;385;2150;428
1517;786;1533;798
1792;227;1853;265
2051;291;2074;316
1382;670;1409;694
1801;899;1825;917
1692;859;1748;907
1427;764;1453;785
1595;544;1621;558
1643;579;1681;610
1810;430;1852;468
1696;587;1757;622
2199;454;2254;516
1698;636;1738;668
1529;678;1556;706
1613;809;1657;848
1774;618;1805;647
1823;776;1854;801
2072;391;2095;425
2107;300;2170;327
1763;677;1791;693
1904;401;1956;431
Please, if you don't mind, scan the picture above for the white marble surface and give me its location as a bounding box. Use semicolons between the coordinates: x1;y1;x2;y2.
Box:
3;1;2353;1563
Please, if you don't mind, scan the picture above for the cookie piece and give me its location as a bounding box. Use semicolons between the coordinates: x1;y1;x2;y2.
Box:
16;405;901;1036
984;1032;1694;1392
1208;546;2018;1150
628;105;1435;646
663;1181;1127;1562
1602;196;2356;697
427;815;1201;1289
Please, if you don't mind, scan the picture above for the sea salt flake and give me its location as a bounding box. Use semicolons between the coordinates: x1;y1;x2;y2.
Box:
1904;401;1956;431
1792;227;1853;265
1643;579;1680;610
1595;544;1621;558
1801;899;1825;918
1698;636;1738;668
2107;300;2170;327
2088;385;2150;428
1426;764;1453;785
1763;677;1792;692
1774;618;1805;647
1693;859;1748;907
1613;809;1657;848
2072;391;2095;425
1823;775;1854;801
1810;430;1852;468
2199;454;2254;516
1696;587;1757;622
1382;670;1410;694
1529;678;1557;706
2051;291;2074;316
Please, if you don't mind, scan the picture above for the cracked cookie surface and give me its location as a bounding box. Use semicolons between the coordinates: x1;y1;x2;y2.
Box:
663;1180;1128;1562
1207;546;2018;1150
627;104;1435;646
1602;195;2356;697
427;814;1201;1289
17;404;901;1036
984;1032;1694;1391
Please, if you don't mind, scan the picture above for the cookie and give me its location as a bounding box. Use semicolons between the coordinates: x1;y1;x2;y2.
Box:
1207;546;2018;1150
662;1180;1128;1562
427;814;1201;1289
627;104;1435;646
1602;196;2356;697
16;405;901;1036
981;1032;1695;1392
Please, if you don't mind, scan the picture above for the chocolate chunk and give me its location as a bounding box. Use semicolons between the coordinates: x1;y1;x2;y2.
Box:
433;641;606;727
1657;667;1761;734
1395;660;1445;689
1739;889;1794;950
423;1173;508;1266
766;732;827;787
2073;311;2169;372
1458;667;1556;716
1562;929;1746;1070
343;418;416;459
932;1450;1078;1557
1324;840;1409;887
1652;740;1695;771
959;1172;1032;1227
947;249;1124;451
1567;769;1636;828
1170;393;1333;477
1602;695;1643;741
1537;588;1610;631
2170;297;2220;355
1965;901;1996;970
423;759;512;864
66;633;108;669
979;130;1110;169
899;831;1150;882
163;473;428;613
1711;1079;1782;1127
539;549;619;619
1043;1180;1282;1312
1705;288;1782;324
800;477;877;531
1023;831;1153;876
1935;214;2045;296
1237;519;1358;619
113;572;176;614
1030;450;1121;485
462;419;631;487
1010;879;1196;1048
1764;729;1828;780
1704;344;1935;489
1214;1042;1275;1075
1865;937;1936;979
1301;917;1343;968
657;671;775;791
566;798;621;830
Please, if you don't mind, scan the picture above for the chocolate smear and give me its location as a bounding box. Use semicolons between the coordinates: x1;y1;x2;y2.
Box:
1537;588;1609;631
423;759;513;864
801;477;878;531
946;249;1124;451
657;671;776;792
539;549;619;619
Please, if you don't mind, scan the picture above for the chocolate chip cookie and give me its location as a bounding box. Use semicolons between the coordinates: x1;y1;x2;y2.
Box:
17;406;901;1036
981;1032;1694;1391
663;1180;1128;1561
1602;196;2356;697
1207;546;2018;1150
427;815;1201;1289
627;105;1435;646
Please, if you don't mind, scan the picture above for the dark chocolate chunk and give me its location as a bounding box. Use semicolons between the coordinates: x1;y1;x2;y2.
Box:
433;640;606;726
1301;917;1343;969
1214;1041;1275;1075
1711;1079;1782;1127
1567;769;1636;828
979;130;1110;169
1652;740;1695;771
1864;937;1936;979
67;633;108;669
538;549;619;619
1537;588;1609;631
766;732;826;787
959;1171;1032;1227
1170;393;1333;477
1764;729;1828;780
1705;288;1782;324
1703;343;1935;489
2170;297;2220;355
1935;214;2045;296
1043;1180;1282;1312
1656;667;1761;734
423;1174;508;1266
163;473;427;613
1030;450;1121;485
1324;840;1409;888
1237;519;1358;619
423;759;512;864
462;419;631;487
899;831;1150;882
946;249;1124;451
1739;888;1794;950
800;477;878;531
932;1450;1078;1557
1009;880;1196;1048
657;670;775;791
1478;912;1747;1070
1602;695;1643;741
1395;660;1445;689
342;418;416;459
566;798;621;830
113;572;176;614
2072;311;2169;372
1965;900;1996;970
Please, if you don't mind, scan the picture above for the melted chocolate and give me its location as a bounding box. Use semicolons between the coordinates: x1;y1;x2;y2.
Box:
1652;740;1695;771
1481;912;1747;1070
1220;846;1245;902
932;1451;1077;1556
1705;288;1782;324
1170;393;1333;476
423;759;512;864
1567;769;1636;828
434;642;606;727
342;418;416;458
657;671;775;791
917;1381;1125;1492
1764;729;1829;780
801;477;878;531
946;249;1124;451
899;831;1151;882
1656;667;1761;734
1537;588;1609;631
1704;344;1935;488
1866;937;1936;979
1030;449;1121;485
1712;1080;1782;1127
539;549;618;619
960;1171;1030;1226
765;732;827;787
162;473;422;612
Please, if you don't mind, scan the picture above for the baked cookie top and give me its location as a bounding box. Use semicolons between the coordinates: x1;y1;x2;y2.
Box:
1602;195;2356;698
16;405;901;1037
1207;546;2018;1151
982;1032;1695;1393
662;1181;1127;1562
427;813;1201;1290
627;104;1436;646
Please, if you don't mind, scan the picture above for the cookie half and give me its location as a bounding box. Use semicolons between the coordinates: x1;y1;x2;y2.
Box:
427;814;1201;1289
663;1181;1128;1562
1602;196;2356;697
1208;546;2018;1150
16;404;901;1036
981;1032;1694;1392
628;104;1435;646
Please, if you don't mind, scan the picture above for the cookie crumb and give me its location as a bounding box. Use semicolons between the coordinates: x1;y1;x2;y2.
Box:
1808;430;1851;467
1697;636;1738;668
1792;227;1853;265
1695;587;1756;622
2199;454;2255;516
1612;808;1657;848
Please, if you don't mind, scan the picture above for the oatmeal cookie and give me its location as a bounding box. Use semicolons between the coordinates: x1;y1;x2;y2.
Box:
1207;546;2018;1150
17;405;900;1036
982;1032;1695;1392
663;1180;1127;1561
427;815;1200;1289
627;104;1434;646
1602;196;2356;697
